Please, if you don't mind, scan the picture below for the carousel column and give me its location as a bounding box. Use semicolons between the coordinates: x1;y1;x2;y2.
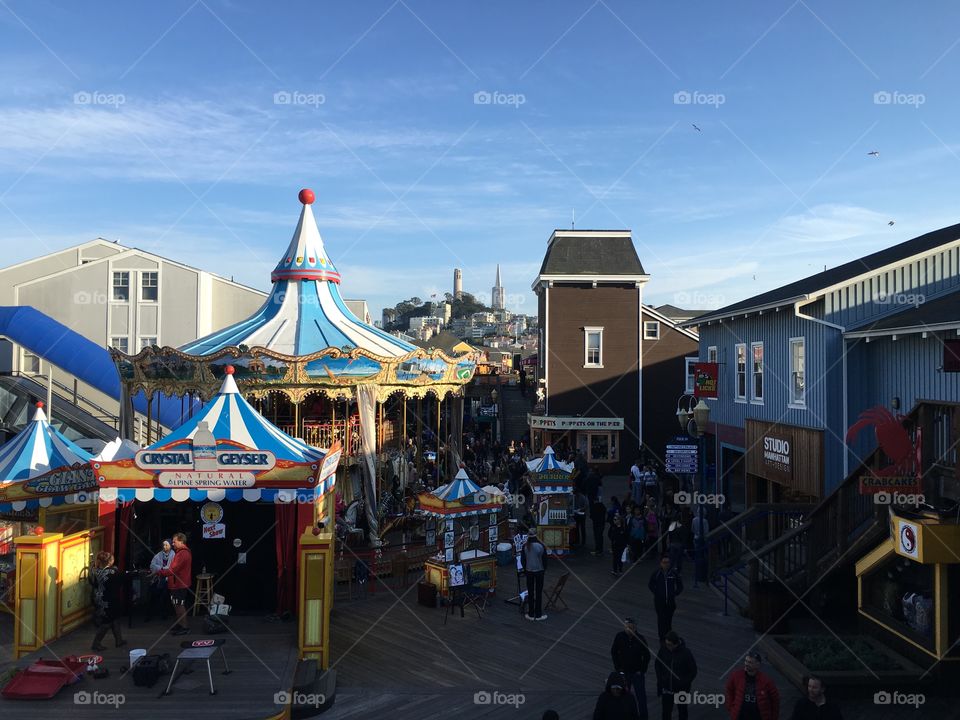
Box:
297;523;334;668
436;395;441;478
416;397;423;479
13;533;62;658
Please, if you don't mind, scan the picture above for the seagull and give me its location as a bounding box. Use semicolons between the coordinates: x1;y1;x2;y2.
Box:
888;220;895;226
692;123;701;132
868;150;880;157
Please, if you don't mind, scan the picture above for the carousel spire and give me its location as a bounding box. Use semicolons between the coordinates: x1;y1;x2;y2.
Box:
219;365;240;395
270;188;341;284
32;401;47;423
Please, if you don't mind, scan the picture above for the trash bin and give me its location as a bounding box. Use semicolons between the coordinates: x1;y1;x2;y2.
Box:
496;543;514;566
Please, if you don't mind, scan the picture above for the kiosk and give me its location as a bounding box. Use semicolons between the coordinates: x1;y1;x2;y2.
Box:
526;446;574;557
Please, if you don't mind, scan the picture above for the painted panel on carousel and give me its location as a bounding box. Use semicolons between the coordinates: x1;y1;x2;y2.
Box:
305;355;382;380
140;354;200;382
455;359;476;381
210;356;289;382
396;357;447;382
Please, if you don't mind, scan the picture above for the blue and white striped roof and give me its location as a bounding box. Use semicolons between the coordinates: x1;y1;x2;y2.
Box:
158;370;326;463
526;446;574;474
179;190;416;359
0;404;92;483
432;468;483;502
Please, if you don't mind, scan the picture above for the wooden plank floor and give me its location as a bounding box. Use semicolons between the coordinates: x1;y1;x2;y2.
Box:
0;614;297;720
325;548;953;720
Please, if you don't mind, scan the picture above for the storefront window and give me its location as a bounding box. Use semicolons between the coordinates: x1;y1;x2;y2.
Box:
582;432;618;462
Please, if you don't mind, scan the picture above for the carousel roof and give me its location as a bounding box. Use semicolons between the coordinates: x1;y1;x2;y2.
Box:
0;404;92;482
0;403;97;511
525;446;573;474
159;367;326;464
179;189;416;359
432;467;483;502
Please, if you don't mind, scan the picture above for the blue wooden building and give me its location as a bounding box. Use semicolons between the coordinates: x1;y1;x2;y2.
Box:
684;224;960;509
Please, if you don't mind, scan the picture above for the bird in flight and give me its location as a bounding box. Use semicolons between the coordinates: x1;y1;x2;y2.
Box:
888;220;895;226
867;150;880;157
692;124;701;132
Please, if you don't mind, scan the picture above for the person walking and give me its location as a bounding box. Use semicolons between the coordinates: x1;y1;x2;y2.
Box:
655;631;697;720
591;497;608;556
609;513;628;576
521;527;548;620
611;617;651;719
789;675;842;720
648;556;683;643
667;517;689;575
593;671;641;720
158;532;192;635
89;551;127;651
627;506;647;563
573;489;589;548
725;651;780;720
644;503;660;556
642;465;659;505
147;539;175;621
630;459;644;505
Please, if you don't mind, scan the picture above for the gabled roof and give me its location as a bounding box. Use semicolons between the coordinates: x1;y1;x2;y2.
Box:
686;222;960;325
642;305;699;341
537;230;646;278
844;292;960;338
410;332;475;355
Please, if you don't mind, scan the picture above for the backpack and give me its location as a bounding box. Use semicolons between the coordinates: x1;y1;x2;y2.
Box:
132;653;170;687
203;614;230;634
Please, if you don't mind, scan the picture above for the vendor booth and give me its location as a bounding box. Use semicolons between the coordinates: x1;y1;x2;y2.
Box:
526;446;574;557
419;468;502;600
95;366;341;662
0;403;110;656
856;505;960;662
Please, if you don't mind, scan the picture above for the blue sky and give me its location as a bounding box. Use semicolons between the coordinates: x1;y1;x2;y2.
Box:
2;1;960;320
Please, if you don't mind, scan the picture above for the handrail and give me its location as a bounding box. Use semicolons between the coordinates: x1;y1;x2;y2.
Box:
8;370;119;424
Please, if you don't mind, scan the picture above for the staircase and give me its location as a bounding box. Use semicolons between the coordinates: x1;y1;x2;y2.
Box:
709;400;959;618
499;381;533;445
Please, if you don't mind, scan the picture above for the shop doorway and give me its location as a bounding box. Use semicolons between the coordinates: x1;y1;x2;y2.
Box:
720;446;745;511
130;501;278;615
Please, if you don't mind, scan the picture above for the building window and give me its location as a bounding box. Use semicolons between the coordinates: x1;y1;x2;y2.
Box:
684;357;698;393
139;337;157;351
735;344;747;401
584;326;603;368
580;432;618;462
790;337;805;406
643;321;660;340
20;350;41;374
707;346;718;363
112;271;129;301
751;342;764;403
141;271;158;302
110;336;129;353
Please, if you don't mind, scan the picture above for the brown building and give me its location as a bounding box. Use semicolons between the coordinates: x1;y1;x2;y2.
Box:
530;230;699;475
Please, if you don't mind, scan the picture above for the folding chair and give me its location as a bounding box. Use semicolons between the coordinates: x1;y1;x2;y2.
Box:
544;572;570;612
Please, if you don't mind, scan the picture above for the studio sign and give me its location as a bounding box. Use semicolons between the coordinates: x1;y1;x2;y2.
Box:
762;436;791;472
135;449;277;472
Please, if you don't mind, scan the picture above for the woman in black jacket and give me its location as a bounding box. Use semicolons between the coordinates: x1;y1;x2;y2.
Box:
655;631;697;720
90;551;126;651
594;671;641;720
609;513;628;576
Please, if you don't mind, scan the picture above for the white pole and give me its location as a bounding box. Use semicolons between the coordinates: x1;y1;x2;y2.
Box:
46;367;53;416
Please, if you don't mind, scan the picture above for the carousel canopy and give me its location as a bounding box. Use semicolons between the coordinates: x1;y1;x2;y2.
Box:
418;467;500;517
180;189;416;359
525;446;574;474
0;403;97;512
96;367;337;503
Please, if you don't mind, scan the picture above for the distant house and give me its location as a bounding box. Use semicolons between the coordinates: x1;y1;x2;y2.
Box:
532;230;699;474
684;223;960;508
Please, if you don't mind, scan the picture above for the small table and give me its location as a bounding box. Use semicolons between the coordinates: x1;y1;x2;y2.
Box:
163;640;231;696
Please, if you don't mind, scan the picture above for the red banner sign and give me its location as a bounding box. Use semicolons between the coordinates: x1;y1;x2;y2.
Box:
693;363;719;398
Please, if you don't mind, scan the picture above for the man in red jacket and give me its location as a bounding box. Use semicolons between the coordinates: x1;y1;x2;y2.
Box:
725;651;779;720
159;532;192;635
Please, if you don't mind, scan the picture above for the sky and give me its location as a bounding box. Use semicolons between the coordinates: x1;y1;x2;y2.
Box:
2;1;960;321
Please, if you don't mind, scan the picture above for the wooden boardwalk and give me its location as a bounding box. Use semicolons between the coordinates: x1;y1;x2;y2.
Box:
0;615;297;720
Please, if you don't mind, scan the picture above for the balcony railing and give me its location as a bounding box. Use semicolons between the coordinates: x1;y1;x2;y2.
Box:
280;418;362;455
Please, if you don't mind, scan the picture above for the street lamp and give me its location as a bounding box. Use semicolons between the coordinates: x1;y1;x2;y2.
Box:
675;393;710;583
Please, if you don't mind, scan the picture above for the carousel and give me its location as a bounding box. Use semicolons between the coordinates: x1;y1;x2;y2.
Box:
418;467;503;600
526;446;575;557
109;188;477;545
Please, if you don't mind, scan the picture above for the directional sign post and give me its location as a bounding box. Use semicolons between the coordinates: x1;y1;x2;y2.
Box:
665;435;699;474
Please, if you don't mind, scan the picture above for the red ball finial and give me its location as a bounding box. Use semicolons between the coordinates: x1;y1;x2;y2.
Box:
36;401;44;408
298;188;315;205
225;365;235;375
